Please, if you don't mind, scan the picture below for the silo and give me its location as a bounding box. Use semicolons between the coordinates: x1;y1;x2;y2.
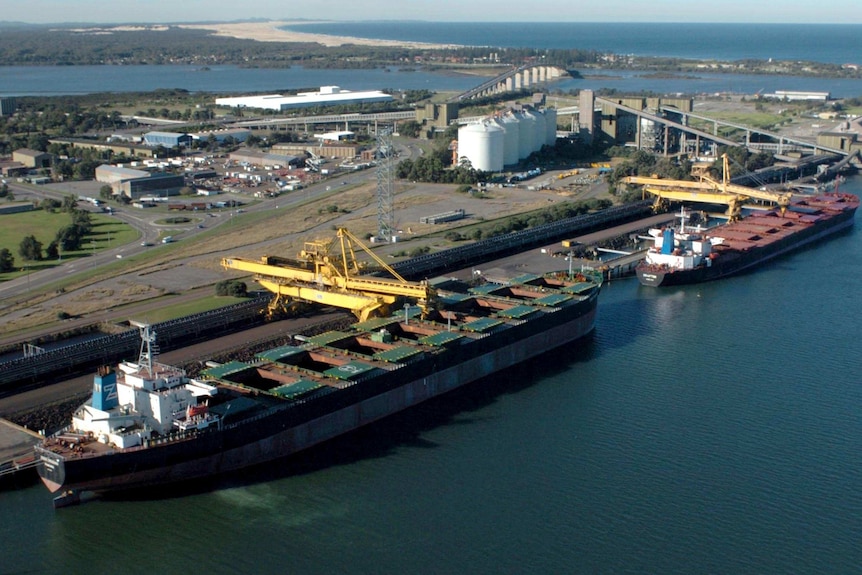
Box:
517;111;536;160
530;110;546;153
458;121;504;173
498;113;521;166
544;108;558;146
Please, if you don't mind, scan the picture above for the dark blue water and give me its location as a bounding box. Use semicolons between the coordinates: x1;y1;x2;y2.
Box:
286;22;862;64
2;178;860;574
4;64;862;99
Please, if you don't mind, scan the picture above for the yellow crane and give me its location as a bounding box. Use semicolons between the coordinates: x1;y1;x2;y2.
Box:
622;154;793;221
222;228;436;321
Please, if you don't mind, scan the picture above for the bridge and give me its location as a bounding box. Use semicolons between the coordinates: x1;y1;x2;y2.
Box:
231;110;417;132
448;64;569;102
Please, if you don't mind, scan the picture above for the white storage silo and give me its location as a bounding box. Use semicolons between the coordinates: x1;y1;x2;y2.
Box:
458;121;504;173
530;110;546;153
497;113;521;166
544;108;558;146
516;111;536;160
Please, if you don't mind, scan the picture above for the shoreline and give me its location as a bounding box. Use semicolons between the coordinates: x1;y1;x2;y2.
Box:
177;21;459;49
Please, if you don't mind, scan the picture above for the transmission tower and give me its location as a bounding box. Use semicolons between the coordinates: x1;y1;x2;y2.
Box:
376;126;395;242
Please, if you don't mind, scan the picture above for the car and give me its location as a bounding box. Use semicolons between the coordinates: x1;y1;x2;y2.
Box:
140;242;152;247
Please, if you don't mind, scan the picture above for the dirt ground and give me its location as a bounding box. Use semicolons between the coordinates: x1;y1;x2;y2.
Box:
0;173;608;344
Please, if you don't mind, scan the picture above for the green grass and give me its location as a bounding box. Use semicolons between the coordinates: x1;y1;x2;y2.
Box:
0;209;137;279
133;295;251;323
689;111;786;131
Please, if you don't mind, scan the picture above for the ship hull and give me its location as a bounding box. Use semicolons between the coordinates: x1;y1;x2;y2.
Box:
38;290;599;499
637;197;857;287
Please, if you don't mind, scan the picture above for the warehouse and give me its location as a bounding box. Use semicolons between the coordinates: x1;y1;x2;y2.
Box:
143;131;193;148
95;165;184;199
215;86;393;112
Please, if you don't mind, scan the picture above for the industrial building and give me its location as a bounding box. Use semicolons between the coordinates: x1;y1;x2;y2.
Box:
272;142;361;161
215;86;393;112
95;165;184;199
143;131;193;148
456;107;558;173
12;148;53;169
817;117;862;155
0;97;17;116
228;149;301;168
48;138;160;158
763;90;831;102
190;128;251;144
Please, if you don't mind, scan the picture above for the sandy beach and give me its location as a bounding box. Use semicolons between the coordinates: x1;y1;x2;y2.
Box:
177;21;457;49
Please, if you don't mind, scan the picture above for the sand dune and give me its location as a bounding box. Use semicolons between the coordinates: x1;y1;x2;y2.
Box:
177;21;457;49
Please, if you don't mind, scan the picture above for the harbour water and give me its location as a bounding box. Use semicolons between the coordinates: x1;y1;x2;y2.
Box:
2;178;860;574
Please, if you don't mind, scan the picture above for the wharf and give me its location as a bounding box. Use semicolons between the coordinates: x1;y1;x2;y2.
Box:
467;212;674;281
0;418;42;487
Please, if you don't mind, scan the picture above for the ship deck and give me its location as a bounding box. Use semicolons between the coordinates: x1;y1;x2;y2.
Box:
40;271;603;462
711;193;858;253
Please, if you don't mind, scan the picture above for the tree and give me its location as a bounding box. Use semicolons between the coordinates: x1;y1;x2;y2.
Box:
215;280;248;297
40;198;61;211
71;209;93;233
18;235;43;261
99;185;114;200
399;120;421;138
45;241;60;260
0;248;14;272
61;194;77;212
56;224;85;251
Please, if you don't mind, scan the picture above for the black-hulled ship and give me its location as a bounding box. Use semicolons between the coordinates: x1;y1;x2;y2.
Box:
37;270;602;507
637;193;858;287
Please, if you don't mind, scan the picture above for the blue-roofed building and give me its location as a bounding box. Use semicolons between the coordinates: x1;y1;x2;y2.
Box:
144;131;193;148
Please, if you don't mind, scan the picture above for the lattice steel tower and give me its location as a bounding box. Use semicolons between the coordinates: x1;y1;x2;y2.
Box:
376;127;395;242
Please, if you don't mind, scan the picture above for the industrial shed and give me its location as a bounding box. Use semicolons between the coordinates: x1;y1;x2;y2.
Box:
143;131;193;148
215;86;393;112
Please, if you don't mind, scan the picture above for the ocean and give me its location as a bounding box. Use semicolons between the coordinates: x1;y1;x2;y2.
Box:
286;22;862;64
1;23;861;575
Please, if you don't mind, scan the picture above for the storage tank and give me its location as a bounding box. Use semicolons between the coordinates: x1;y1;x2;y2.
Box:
530;110;546;153
497;113;521;166
457;121;504;173
544;108;558;146
516;111;536;160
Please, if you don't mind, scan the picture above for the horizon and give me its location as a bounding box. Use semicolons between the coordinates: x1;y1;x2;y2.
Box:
2;19;862;26
2;0;862;26
4;20;862;25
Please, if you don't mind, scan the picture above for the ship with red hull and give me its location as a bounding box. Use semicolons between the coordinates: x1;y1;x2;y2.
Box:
36;270;602;507
637;192;859;287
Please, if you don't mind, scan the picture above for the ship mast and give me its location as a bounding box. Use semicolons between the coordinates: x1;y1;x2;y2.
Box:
130;320;157;377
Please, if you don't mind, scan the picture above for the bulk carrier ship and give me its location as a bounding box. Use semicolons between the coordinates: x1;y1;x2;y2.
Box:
636;192;858;287
37;267;603;507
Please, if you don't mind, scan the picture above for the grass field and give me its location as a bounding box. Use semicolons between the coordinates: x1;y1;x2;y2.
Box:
0;209;137;279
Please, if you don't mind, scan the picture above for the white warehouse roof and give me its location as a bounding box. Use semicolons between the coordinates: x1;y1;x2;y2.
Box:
216;86;393;111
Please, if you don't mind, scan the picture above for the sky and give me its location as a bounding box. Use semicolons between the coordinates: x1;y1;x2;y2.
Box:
2;0;861;25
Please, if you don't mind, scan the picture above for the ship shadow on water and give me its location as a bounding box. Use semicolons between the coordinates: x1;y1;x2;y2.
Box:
101;332;600;504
